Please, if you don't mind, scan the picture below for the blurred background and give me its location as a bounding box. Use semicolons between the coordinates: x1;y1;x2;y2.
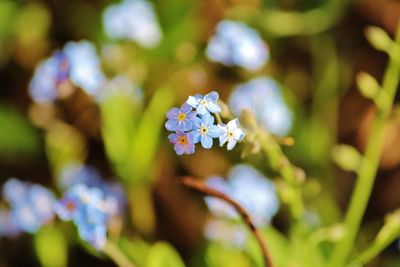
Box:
1;0;400;266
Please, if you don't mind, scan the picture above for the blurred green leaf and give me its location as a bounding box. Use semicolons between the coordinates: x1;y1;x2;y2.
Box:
206;242;252;267
128;86;175;182
0;104;41;161
146;242;185;267
0;0;17;37
119;237;151;267
34;226;68;267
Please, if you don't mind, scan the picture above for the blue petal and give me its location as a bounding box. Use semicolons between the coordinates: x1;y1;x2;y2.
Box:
190;131;201;144
166;108;180;119
186;96;199;107
184;143;195;154
191;116;202;129
177;120;192;132
208;125;220;138
180;103;192;113
201;113;214;126
201;135;213;149
196;105;208;115
207;102;222;113
165;119;179;131
174;144;184;155
205;91;219;102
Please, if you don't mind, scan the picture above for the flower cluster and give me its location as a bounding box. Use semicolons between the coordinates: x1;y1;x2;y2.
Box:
29;40;105;103
1;179;55;235
55;183;115;249
205;164;279;228
229;76;293;136
165;92;246;155
102;0;162;48
206;20;269;71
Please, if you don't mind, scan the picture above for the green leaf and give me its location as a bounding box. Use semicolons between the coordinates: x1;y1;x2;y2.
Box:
119;237;151;267
34;226;68;267
205;242;252;267
146;242;185;267
0;104;41;161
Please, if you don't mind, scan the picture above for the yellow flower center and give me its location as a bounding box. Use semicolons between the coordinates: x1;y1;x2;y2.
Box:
177;113;186;121
228;131;234;138
200;126;208;135
200;99;208;105
178;136;188;144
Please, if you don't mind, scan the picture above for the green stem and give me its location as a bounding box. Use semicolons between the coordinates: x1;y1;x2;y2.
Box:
328;26;400;267
254;125;305;220
103;240;137;267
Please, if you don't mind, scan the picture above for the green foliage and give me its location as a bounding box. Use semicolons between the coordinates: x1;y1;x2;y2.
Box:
34;226;68;267
146;242;185;267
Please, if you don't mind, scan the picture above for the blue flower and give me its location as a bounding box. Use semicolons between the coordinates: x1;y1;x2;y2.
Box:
168;131;195;155
205;164;279;227
165;103;197;132
102;0;162;48
56;184;112;249
2;178;55;234
63;40;106;97
29;51;70;103
0;209;20;237
206;20;269;71
190;113;220;149
186;91;222;115
204;218;247;247
218;119;246;150
229;77;293;136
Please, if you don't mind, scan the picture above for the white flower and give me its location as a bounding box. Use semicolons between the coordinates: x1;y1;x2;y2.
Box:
218;119;245;150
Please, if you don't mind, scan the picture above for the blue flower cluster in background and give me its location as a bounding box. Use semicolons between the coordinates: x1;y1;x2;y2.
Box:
229;76;293;136
55;184;115;249
206;20;269;71
205;164;279;228
165;92;245;155
1;179;55;235
0;166;125;249
29;40;105;103
102;0;162;48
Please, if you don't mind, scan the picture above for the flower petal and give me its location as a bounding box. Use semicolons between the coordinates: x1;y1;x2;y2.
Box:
208;125;221;138
205;91;219;102
201;112;214;126
166;108;180;119
196;104;208;115
192;116;202;128
180;103;193;113
219;133;228;146
234;128;245;141
184;143;195;154
168;133;179;143
207;102;222;113
227;118;239;129
227;139;238;150
165;119;179;131
174;144;184;155
190;130;201;144
186;96;199;107
178;120;192;132
201;135;213;149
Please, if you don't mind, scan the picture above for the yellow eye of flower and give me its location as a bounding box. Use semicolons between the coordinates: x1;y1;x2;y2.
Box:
178;136;188;144
200;126;208;134
177;113;186;121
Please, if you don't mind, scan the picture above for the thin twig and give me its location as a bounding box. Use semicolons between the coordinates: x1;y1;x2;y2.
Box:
180;176;274;267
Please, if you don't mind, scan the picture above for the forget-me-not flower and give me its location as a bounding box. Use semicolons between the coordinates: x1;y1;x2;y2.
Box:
205;164;279;227
229;77;293;136
103;0;162;48
165;103;197;132
186;91;222;115
191;113;220;149
55;183;113;249
2;178;55;234
168;131;195;155
206;20;269;71
218;118;245;150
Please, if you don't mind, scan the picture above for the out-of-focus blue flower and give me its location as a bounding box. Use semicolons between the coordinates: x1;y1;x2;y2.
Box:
218;119;245;150
204;218;247;247
206;20;269;71
2;178;55;234
205;164;279;227
191;113;220;149
229;77;293;136
165;103;197;132
168;131;195;155
58;163;126;216
186;91;222;115
103;0;162;48
29;51;70;103
63;40;106;96
55;183;112;249
0;209;20;237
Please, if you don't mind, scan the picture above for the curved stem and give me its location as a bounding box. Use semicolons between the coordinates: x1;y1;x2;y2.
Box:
103;240;137;267
328;25;400;267
180;176;274;267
